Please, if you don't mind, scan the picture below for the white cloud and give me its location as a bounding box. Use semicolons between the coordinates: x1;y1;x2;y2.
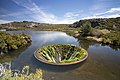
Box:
6;0;120;24
53;19;78;24
0;11;28;18
82;7;120;19
12;0;57;23
11;0;79;24
64;12;79;18
106;7;120;13
82;14;120;19
0;20;12;24
95;7;120;16
90;0;107;12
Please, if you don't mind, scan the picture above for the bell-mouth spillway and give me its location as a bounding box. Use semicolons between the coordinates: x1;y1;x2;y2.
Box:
34;44;88;66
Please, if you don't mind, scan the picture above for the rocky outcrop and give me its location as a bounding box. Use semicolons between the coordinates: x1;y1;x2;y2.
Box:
69;19;100;28
89;19;100;28
90;29;110;37
86;36;103;42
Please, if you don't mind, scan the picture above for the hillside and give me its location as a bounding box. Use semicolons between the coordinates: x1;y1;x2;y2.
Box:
69;17;120;31
0;21;49;28
0;21;69;29
69;17;120;46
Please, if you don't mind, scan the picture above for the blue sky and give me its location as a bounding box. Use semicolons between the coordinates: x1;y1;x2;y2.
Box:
0;0;120;24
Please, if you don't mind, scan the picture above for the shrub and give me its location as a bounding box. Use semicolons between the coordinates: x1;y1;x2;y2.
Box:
81;21;92;36
102;32;120;45
0;32;32;54
0;65;43;80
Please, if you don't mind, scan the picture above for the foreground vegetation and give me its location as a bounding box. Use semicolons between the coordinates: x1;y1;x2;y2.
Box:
35;44;87;64
0;32;32;54
0;65;43;80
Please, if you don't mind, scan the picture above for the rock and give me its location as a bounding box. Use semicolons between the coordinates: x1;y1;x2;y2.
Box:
74;31;79;34
100;29;110;34
86;36;103;42
91;29;110;37
91;29;103;37
69;19;100;28
0;51;4;55
75;33;80;37
69;21;80;28
89;19;100;28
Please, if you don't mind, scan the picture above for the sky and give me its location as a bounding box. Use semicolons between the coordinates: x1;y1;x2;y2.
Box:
0;0;120;24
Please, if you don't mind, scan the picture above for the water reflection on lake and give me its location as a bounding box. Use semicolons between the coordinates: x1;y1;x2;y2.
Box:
1;30;120;80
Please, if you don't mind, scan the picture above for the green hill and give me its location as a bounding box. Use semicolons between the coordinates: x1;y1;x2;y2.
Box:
69;17;120;31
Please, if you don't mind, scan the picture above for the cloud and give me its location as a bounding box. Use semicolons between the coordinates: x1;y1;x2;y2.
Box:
82;14;120;19
0;20;12;24
4;0;119;24
53;19;78;24
12;0;57;23
0;7;35;21
95;7;120;16
106;7;120;13
0;11;28;18
82;7;120;19
64;12;79;18
90;0;107;12
11;0;79;24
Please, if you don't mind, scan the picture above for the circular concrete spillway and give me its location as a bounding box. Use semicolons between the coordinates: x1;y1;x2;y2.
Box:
34;44;88;65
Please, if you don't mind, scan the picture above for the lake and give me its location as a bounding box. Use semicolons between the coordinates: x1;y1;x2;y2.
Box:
1;30;120;80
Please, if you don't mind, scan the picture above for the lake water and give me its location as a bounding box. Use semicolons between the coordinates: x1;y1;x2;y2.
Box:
1;30;120;80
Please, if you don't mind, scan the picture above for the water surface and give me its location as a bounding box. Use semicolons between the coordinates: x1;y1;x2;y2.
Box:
1;30;120;80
